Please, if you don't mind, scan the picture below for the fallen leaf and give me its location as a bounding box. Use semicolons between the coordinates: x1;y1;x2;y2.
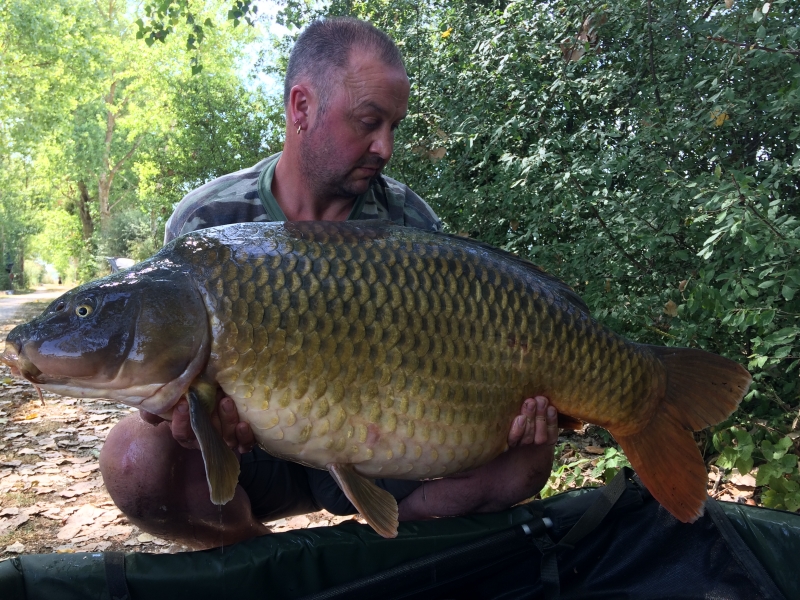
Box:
729;471;756;488
0;512;30;534
5;542;24;553
56;522;83;540
102;524;133;539
583;446;605;455
59;479;100;498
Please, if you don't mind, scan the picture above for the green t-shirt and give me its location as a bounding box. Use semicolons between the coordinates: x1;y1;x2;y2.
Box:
165;152;441;243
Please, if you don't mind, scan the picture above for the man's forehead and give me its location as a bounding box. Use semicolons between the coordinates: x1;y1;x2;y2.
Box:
340;52;409;111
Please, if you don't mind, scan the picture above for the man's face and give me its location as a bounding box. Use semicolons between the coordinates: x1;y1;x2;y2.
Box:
300;48;410;200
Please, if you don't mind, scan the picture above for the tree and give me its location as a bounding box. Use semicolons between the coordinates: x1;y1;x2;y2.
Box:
1;0;278;277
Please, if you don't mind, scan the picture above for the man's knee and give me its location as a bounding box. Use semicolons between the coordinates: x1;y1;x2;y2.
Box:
99;414;185;518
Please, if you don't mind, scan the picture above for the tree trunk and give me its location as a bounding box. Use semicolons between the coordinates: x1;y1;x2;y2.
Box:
17;238;24;290
76;180;95;241
97;78;142;235
98;80;117;235
98;173;112;233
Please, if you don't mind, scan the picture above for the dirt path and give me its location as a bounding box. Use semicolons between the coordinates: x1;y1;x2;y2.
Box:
0;287;68;324
0;290;355;558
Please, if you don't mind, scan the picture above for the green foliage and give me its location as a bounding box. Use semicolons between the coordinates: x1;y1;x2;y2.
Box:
2;0;273;282
98;209;161;263
541;442;632;498
714;426;756;475
135;0;259;72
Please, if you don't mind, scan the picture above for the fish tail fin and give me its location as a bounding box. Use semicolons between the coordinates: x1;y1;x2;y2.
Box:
614;346;751;523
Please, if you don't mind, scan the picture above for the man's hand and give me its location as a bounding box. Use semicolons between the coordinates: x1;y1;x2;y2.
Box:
139;396;256;455
507;396;559;448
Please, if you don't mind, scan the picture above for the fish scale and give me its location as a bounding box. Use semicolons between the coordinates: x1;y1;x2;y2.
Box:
179;222;657;479
3;220;751;536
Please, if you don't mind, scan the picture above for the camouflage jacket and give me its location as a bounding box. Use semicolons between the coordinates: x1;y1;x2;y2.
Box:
164;152;441;243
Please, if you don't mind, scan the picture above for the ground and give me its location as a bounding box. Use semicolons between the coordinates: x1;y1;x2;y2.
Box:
0;287;757;559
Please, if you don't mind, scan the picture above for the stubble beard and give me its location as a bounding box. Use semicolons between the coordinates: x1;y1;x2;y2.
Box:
299;121;382;201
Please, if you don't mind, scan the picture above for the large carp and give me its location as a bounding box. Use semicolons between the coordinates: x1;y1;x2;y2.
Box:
2;221;750;537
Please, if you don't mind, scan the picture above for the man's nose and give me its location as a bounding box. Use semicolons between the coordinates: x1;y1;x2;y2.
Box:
370;128;394;163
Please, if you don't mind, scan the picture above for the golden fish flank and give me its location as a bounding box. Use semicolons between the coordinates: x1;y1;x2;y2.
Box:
4;221;751;539
203;226;582;477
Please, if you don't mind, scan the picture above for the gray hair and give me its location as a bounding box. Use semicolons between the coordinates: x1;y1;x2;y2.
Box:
283;17;405;113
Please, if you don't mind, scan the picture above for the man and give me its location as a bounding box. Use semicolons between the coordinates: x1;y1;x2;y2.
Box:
99;17;559;549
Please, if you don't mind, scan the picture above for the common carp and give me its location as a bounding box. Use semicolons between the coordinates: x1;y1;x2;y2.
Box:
2;221;751;537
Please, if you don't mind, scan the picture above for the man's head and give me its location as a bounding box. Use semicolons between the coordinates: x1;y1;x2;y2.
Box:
284;17;405;115
284;18;410;201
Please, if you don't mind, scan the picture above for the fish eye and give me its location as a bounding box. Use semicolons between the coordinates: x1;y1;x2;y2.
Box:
75;304;93;318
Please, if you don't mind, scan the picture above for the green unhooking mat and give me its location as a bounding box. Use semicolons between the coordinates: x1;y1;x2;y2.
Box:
1;470;798;600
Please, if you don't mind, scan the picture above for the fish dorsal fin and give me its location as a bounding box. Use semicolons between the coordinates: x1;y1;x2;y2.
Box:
328;463;399;538
187;384;240;505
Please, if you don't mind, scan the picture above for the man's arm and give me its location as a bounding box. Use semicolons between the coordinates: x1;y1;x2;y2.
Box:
146;394;558;517
398;396;558;521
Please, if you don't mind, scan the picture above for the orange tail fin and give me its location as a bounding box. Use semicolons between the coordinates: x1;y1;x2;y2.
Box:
614;346;751;523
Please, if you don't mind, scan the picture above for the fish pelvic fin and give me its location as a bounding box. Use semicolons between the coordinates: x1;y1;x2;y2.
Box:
188;385;240;505
328;463;399;539
615;346;751;524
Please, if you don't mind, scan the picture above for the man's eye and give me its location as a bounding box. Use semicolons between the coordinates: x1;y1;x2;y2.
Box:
361;120;379;129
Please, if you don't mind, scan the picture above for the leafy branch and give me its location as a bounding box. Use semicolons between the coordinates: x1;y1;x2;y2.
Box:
135;1;259;73
707;35;800;57
730;174;786;242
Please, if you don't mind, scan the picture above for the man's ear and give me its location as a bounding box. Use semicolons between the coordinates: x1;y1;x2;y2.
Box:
288;84;312;130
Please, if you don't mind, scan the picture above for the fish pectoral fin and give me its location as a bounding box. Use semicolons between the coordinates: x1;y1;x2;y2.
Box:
187;387;240;505
328;463;399;539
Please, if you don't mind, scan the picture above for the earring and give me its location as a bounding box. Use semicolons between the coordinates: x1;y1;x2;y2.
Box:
294;119;302;135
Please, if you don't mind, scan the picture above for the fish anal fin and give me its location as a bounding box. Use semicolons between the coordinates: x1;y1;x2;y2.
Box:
557;413;584;431
187;386;240;505
615;411;708;523
328;463;399;539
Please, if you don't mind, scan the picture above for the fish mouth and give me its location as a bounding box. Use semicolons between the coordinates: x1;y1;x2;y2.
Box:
1;340;19;368
1;341;42;382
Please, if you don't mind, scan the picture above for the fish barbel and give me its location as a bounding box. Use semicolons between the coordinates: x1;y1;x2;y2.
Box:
1;221;751;537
